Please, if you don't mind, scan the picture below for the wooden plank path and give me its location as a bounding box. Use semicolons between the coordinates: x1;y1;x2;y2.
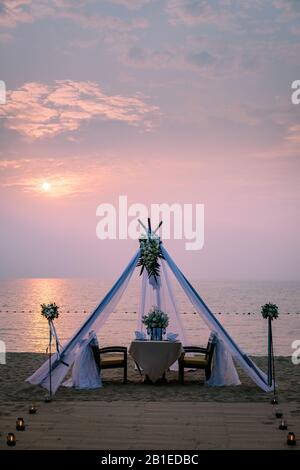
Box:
1;402;300;450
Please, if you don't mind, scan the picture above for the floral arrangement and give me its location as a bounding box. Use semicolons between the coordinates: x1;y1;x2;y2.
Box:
41;303;60;321
261;302;279;320
142;306;169;329
137;233;164;280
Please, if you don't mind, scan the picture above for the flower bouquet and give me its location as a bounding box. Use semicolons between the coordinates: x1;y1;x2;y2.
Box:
142;306;169;341
137;233;164;281
41;302;60;399
261;302;279;320
41;303;60;321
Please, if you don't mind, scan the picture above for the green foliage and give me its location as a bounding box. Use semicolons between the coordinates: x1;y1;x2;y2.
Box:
41;302;60;321
142;306;169;328
137;233;165;280
261;302;279;320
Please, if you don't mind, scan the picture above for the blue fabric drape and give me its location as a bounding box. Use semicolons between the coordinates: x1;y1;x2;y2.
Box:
27;249;140;393
161;245;272;392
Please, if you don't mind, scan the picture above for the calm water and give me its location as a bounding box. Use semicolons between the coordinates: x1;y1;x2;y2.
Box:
0;277;299;355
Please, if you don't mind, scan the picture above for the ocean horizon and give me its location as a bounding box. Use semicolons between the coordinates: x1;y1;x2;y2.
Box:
1;278;299;355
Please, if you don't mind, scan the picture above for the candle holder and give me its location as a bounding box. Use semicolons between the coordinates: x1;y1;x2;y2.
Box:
287;432;296;446
275;409;283;419
7;433;16;446
271;397;278;405
29;404;37;414
16;417;25;431
279;419;288;430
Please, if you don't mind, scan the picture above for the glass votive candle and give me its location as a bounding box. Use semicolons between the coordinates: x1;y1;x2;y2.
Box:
16;417;25;431
279;419;288;430
7;432;16;446
287;432;296;446
29;404;37;414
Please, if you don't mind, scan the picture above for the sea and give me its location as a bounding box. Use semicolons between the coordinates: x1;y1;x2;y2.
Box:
0;278;299;355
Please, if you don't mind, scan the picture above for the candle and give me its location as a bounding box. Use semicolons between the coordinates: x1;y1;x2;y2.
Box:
29;404;37;414
271;397;278;405
279;419;288;430
275;409;283;419
16;417;25;431
287;432;296;446
7;433;16;446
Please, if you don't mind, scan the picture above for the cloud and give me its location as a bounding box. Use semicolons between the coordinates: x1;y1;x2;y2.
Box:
68;38;99;49
0;153;150;198
0;154;115;196
273;0;300;15
125;46;175;68
187;50;216;67
107;0;152;10
0;159;25;170
166;0;300;30
166;0;234;26
0;0;34;28
286;125;300;144
0;80;159;139
0;0;149;38
59;9;148;32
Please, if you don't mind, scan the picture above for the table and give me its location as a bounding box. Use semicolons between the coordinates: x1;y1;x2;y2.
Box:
129;340;184;383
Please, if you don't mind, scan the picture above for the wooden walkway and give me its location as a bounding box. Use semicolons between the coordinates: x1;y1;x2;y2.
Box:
1;401;300;450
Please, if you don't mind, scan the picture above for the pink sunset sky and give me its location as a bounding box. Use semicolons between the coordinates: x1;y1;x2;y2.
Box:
0;0;299;280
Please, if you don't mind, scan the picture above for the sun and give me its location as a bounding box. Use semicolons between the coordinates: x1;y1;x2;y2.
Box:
42;181;51;192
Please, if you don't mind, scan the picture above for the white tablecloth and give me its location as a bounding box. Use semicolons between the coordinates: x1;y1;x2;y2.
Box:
129;340;184;382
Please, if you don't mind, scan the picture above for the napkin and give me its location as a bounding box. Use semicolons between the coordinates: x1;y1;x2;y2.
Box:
167;332;178;341
135;331;146;340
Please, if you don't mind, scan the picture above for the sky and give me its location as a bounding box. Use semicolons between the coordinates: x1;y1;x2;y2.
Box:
0;0;299;281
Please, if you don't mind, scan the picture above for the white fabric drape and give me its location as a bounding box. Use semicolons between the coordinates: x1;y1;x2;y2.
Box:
26;242;273;394
161;245;273;392
206;336;241;387
26;250;140;394
63;331;102;390
137;260;188;346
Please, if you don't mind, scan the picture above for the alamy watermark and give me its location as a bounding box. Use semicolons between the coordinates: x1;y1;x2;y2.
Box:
0;80;6;105
292;340;300;365
0;340;6;364
291;80;300;105
96;196;204;251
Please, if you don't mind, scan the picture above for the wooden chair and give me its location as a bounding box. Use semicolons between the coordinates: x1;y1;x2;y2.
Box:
92;346;128;384
178;338;216;384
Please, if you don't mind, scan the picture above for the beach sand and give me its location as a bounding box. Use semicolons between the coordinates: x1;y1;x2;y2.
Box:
1;354;299;449
1;353;299;403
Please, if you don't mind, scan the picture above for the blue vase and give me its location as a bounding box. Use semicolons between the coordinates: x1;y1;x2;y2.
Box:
150;327;165;341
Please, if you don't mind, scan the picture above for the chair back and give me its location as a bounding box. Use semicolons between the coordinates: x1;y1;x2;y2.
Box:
91;345;101;371
205;335;216;369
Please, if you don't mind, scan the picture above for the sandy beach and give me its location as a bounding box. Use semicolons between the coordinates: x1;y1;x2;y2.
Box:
1;353;299;450
1;353;299;403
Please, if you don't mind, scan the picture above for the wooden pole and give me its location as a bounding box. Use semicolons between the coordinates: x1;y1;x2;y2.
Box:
48;320;52;399
271;322;277;399
268;316;272;387
153;221;163;234
137;219;147;232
